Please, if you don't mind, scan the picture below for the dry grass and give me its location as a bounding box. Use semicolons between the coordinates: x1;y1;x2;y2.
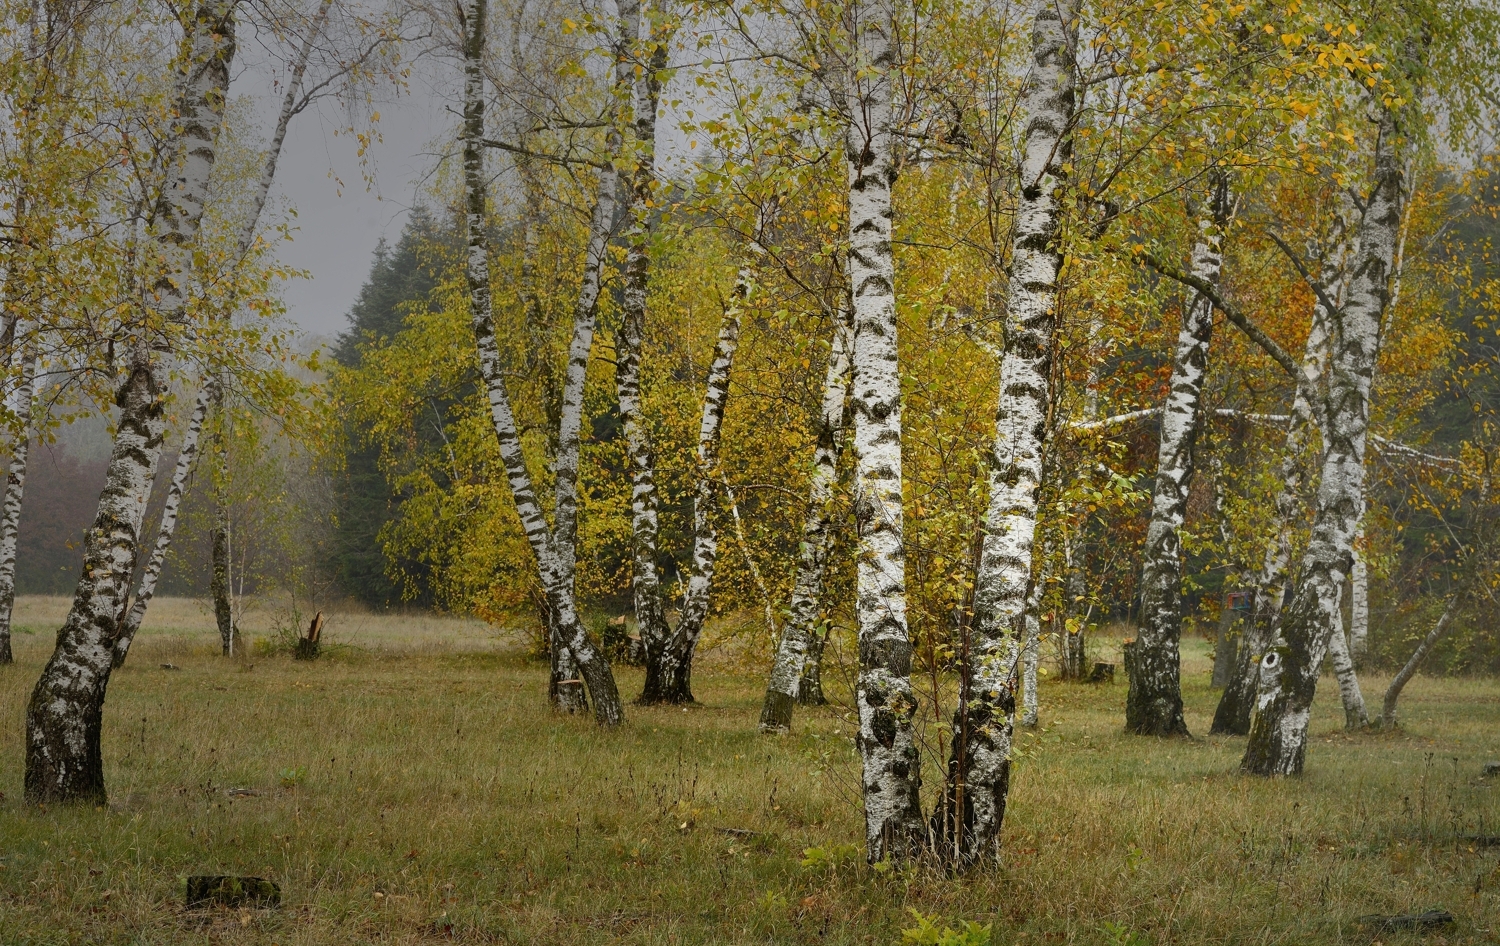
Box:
1;597;1498;945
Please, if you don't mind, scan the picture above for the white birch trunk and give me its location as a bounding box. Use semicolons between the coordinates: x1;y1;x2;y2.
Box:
1126;174;1228;737
760;308;853;733
1211;225;1339;735
117;0;334;661
25;0;236;803
844;0;923;864
939;0;1078;867
111;383;213;667
1381;595;1460;728
461;0;622;725
1020;576;1041;728
1243;111;1403;776
0;337;38;663
1325;608;1368;728
1349;522;1370;659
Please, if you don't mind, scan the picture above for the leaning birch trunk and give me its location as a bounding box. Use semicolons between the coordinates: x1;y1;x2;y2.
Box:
843;0;923;864
113;0;334;666
1125;173;1228;737
759;310;853;733
545;182;615;713
643;290;744;703
111;384;213;667
1381;595;1461;729
1242;110;1403;777
460;0;622;725
25;0;235;803
936;0;1078;867
1349;523;1370;660
0;338;38;663
1211;242;1337;735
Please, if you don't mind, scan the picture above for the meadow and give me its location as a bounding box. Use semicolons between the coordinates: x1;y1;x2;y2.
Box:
1;596;1498;945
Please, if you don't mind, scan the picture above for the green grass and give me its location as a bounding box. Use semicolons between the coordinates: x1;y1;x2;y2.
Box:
1;600;1498;944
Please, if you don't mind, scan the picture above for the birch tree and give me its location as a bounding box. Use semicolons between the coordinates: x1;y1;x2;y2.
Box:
934;0;1079;867
459;0;623;724
1126;172;1229;737
25;0;237;804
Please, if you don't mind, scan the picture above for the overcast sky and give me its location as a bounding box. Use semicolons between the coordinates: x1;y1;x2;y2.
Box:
248;61;451;341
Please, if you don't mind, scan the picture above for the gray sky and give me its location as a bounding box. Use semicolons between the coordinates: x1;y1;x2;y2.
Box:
253;67;451;340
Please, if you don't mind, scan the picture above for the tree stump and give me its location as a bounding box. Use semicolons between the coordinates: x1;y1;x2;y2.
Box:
294;611;324;661
186;876;280;908
1087;662;1116;684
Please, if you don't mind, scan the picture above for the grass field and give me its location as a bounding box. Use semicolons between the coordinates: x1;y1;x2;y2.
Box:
1;596;1498;945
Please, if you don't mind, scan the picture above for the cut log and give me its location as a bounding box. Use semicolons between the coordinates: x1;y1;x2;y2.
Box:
1355;910;1453;933
186;876;280;908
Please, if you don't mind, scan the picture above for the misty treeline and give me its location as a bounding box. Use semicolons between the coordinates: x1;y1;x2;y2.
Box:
3;0;1499;867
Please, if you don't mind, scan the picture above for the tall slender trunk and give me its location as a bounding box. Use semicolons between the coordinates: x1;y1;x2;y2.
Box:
1020;575;1041;727
936;0;1078;868
1126;173;1229;737
0;338;38;663
842;0;922;864
1349;523;1370;660
1211;234;1338;735
210;389;234;655
117;0;334;658
1242;111;1403;777
1381;595;1460;728
1060;533;1087;680
461;0;622;725
1325;609;1367;728
760;310;853;733
25;0;236;804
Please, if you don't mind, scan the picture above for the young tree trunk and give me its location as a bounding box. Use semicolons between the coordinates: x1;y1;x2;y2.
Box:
1211;250;1336;735
1381;595;1460;729
210;401;234;655
461;0;622;725
937;0;1078;868
760;311;852;733
1326;610;1368;728
0;339;38;663
1242;111;1403;777
117;0;333;656
24;0;235;804
1349;521;1370;660
842;0;923;865
1126;173;1229;737
1060;533;1087;681
1020;576;1041;727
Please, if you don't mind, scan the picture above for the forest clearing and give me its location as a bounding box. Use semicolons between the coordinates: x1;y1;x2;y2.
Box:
1;597;1498;945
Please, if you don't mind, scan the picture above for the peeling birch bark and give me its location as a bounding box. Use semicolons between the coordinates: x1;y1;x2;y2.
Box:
461;0;622;725
760;311;852;733
117;0;334;661
936;0;1078;867
25;0;236;804
1381;595;1460;728
1126;173;1229;738
0;338;38;663
1242;112;1403;777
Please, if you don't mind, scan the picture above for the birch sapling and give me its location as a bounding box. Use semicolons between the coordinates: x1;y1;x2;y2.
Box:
25;0;236;803
113;0;337;667
1242;109;1404;777
936;0;1078;867
0;335;38;663
760;308;852;733
841;0;924;863
1381;595;1461;728
1126;172;1229;737
459;0;623;725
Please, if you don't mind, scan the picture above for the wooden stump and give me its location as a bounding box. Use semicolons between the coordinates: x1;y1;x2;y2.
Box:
186;876;280;908
294;611;324;661
1087;661;1116;684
